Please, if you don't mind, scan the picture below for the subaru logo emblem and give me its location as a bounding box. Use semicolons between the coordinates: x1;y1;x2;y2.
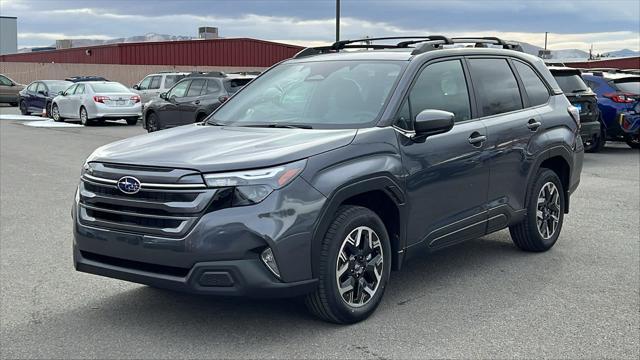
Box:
117;176;141;194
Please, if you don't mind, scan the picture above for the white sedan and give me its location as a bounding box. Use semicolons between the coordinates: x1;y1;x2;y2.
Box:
51;81;141;126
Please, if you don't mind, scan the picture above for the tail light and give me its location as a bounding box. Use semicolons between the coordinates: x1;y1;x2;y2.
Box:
93;95;110;103
568;106;580;128
604;92;635;103
130;95;141;103
218;95;229;103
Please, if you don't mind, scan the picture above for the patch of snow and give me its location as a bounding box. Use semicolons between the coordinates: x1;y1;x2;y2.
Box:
24;120;83;128
0;114;48;121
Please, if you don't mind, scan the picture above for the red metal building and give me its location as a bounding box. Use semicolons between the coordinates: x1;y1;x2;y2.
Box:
0;38;304;67
566;56;640;69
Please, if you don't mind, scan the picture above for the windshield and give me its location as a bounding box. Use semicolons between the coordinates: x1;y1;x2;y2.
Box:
47;82;72;94
613;79;640;94
211;60;405;128
90;82;131;93
553;73;589;93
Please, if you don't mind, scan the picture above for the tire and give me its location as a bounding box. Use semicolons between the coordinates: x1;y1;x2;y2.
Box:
19;100;29;115
146;112;160;133
51;103;64;122
10;102;18;107
305;205;391;324
46;101;52;118
509;169;565;252
126;117;138;125
585;126;606;153
79;106;93;126
625;134;640;149
195;113;207;123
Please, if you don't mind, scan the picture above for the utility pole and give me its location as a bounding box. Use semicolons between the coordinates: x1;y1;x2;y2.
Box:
336;0;340;42
544;32;548;50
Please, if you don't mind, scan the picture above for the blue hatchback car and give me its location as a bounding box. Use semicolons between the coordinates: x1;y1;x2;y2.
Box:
582;71;640;149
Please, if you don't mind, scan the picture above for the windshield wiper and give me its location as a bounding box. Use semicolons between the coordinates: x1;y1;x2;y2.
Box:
243;123;313;129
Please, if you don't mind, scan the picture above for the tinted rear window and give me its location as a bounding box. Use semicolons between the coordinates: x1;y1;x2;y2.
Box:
553;73;589;93
90;83;130;93
468;58;523;116
613;79;640;94
224;78;252;93
514;61;549;106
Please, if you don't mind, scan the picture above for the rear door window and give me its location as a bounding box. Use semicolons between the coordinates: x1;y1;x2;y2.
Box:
468;58;523;116
186;79;206;97
149;76;162;90
513;61;550;106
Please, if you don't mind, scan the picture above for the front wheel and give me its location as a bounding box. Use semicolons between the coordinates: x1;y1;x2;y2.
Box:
19;100;29;115
305;206;391;324
146;112;160;133
509;169;565;252
51;104;64;122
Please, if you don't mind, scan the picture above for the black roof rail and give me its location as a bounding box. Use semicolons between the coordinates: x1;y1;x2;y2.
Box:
450;37;523;51
185;71;227;78
293;35;453;59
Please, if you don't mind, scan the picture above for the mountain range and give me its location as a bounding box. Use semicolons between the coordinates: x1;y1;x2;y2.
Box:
19;33;640;61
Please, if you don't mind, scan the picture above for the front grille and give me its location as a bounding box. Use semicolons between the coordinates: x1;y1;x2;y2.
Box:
78;163;222;238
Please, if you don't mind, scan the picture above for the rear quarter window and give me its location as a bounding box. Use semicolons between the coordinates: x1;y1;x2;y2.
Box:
513;61;550;106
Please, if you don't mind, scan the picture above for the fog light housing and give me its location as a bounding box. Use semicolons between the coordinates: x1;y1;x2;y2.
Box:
261;248;281;278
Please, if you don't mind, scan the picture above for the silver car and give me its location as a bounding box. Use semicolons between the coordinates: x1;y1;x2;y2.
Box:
132;72;190;105
51;81;141;126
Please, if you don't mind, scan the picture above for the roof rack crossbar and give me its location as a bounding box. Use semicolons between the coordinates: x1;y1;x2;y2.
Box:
450;37;522;50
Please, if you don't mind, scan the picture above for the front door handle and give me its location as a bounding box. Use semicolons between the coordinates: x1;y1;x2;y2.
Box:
527;118;542;131
468;132;487;146
193;100;200;105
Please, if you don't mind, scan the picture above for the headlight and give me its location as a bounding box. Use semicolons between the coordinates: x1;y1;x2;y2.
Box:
203;159;306;205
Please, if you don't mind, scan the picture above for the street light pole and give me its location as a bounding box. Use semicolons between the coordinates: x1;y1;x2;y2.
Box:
336;0;340;42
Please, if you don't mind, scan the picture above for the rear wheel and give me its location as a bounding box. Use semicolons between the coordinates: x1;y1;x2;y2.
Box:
305;205;391;324
146;112;160;133
19;100;29;115
509;169;565;252
79;106;93;126
51;103;64;122
195;113;207;123
126;117;138;125
585;126;606;153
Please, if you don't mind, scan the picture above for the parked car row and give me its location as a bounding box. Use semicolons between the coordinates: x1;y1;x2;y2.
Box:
546;65;640;150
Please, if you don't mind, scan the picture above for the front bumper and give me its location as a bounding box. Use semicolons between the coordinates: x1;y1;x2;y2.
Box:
72;176;326;297
74;246;317;297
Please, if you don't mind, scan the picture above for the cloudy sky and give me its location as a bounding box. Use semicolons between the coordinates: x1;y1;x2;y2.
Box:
1;0;639;53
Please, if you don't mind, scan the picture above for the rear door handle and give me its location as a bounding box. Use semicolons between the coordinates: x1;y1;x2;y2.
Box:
468;132;487;146
527;119;542;131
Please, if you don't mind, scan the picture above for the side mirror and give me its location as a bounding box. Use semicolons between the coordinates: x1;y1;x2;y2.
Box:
160;92;168;100
58;91;66;96
414;109;455;136
132;84;139;90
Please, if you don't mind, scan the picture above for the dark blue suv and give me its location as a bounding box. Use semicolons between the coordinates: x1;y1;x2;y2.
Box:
582;71;640;149
73;36;583;323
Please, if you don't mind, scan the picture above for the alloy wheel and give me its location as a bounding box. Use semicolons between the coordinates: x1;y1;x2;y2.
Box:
536;182;561;239
335;226;384;307
80;108;88;125
52;105;60;121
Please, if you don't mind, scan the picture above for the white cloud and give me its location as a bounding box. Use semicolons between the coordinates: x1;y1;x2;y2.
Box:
15;8;640;53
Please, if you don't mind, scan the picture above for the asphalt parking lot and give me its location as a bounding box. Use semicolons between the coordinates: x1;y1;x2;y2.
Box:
1;105;638;359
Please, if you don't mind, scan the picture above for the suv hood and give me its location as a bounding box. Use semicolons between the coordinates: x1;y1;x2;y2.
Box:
88;124;357;173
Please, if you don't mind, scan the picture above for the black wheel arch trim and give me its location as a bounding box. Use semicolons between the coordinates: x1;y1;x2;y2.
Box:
309;175;408;276
526;144;575;214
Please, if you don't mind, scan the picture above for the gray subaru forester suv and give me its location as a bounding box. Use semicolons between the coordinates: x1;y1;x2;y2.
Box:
73;36;583;324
